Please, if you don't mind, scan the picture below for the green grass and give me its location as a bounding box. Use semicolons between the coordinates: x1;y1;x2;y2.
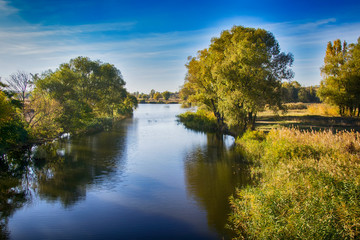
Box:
229;128;360;239
257;104;360;132
177;110;218;133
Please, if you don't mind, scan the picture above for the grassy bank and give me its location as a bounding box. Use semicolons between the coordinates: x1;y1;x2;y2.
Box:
177;110;218;133
228;128;360;239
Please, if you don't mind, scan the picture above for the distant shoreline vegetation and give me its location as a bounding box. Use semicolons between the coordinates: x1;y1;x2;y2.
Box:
132;90;181;104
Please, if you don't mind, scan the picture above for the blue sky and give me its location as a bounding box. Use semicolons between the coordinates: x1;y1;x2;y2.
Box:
0;0;359;93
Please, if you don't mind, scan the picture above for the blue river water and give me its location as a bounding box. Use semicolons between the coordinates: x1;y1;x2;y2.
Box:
5;104;250;239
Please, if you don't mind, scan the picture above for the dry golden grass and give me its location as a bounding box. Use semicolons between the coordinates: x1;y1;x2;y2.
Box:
230;128;360;239
256;103;360;132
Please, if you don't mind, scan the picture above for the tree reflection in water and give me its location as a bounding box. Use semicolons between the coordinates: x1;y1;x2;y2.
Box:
34;124;128;207
0;123;128;236
184;133;252;238
0;149;32;240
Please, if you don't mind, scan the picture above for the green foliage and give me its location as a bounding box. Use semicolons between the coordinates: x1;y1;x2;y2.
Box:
162;91;171;100
318;38;360;116
281;81;320;103
178;110;218;133
236;130;266;161
229;128;360;239
27;88;63;139
153;92;162;100
117;94;138;116
180;26;293;136
34;56;136;135
0;91;28;155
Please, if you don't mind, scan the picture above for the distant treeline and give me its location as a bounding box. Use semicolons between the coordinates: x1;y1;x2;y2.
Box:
132;90;180;103
280;81;320;103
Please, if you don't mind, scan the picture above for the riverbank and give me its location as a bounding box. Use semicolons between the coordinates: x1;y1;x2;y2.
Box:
137;99;180;104
178;104;360;136
177;110;218;133
228;128;360;239
0;115;131;161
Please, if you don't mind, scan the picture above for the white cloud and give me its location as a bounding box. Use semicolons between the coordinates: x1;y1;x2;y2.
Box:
0;0;18;16
1;15;359;91
0;21;210;92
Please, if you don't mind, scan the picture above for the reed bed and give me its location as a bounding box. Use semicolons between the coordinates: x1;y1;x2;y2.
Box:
230;128;360;239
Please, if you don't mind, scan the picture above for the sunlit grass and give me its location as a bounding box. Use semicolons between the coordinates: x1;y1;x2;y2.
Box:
229;128;360;239
257;103;360;132
177;109;218;133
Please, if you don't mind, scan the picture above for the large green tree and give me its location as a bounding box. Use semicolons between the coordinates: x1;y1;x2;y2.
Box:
318;38;360;116
35;56;136;134
181;26;293;136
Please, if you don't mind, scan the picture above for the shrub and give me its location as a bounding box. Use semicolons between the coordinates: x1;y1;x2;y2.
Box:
177;110;218;133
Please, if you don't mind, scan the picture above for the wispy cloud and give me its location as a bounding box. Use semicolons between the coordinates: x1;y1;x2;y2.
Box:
0;0;18;16
266;19;360;86
0;21;210;92
1;13;359;91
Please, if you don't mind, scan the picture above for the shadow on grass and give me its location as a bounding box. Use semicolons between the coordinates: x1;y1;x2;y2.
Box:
256;114;360;132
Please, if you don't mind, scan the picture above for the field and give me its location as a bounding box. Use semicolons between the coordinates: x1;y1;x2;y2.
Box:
229;127;360;239
256;103;360;132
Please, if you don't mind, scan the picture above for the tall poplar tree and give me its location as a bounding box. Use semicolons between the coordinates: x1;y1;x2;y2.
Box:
318;38;360;116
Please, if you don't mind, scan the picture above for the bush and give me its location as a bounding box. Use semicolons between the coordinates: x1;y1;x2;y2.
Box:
308;103;339;116
177;110;218;133
236;130;266;161
229;128;360;239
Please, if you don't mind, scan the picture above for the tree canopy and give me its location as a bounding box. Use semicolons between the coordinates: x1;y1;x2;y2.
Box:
180;26;293;136
34;56;137;134
318;38;360;116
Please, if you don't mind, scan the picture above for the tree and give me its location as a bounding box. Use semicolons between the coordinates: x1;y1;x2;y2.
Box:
5;71;33;115
0;91;28;155
150;89;156;99
34;56;136;134
27;88;63;139
181;26;293;136
281;81;300;103
181;49;225;130
318;38;360;116
162;91;171;100
153;92;162;100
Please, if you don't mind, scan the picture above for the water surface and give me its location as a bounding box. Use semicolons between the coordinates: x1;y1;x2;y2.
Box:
2;104;251;239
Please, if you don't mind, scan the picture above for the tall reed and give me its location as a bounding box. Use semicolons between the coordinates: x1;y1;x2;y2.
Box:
230;128;360;239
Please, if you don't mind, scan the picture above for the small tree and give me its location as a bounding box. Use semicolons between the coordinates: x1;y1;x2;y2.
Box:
150;89;156;99
6;71;33;107
153;92;162;100
162;91;171;100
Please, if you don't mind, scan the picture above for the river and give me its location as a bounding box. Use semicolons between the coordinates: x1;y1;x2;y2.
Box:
2;104;251;239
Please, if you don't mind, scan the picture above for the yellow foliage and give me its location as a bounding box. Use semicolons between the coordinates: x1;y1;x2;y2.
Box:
0;91;15;124
27;90;63;138
307;103;339;116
